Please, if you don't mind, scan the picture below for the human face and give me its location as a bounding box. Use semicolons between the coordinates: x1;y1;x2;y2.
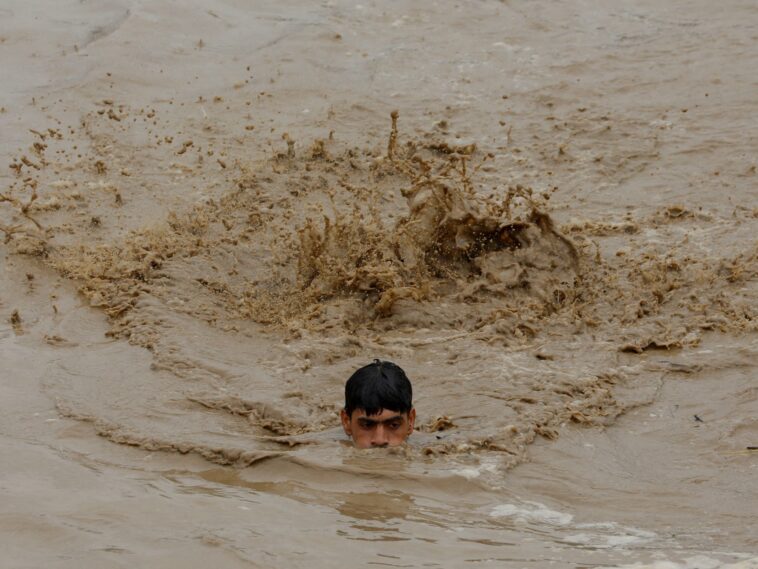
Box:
340;407;416;449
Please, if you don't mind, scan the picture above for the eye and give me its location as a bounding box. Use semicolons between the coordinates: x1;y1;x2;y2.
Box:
388;421;402;430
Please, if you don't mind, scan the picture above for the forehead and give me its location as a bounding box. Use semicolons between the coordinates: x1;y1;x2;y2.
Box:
352;408;405;421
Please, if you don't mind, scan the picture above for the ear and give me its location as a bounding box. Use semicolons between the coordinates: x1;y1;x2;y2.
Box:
407;408;416;434
340;409;352;436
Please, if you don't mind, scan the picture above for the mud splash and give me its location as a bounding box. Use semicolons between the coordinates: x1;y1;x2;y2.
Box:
245;112;580;330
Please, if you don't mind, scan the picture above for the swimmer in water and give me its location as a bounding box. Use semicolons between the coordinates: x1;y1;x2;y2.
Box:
340;360;416;449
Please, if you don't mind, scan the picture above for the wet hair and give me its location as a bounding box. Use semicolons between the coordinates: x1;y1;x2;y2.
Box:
344;359;413;417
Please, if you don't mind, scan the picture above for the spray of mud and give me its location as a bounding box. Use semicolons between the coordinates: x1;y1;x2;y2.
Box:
243;111;580;333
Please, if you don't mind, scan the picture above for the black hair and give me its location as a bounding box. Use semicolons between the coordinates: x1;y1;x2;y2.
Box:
344;359;413;417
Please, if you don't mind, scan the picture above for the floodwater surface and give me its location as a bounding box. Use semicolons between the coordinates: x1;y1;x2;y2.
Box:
1;1;756;567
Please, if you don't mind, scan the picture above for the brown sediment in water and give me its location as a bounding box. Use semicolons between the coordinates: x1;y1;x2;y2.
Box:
2;2;758;565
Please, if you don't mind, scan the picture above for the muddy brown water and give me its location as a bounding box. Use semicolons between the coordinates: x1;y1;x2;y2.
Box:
1;1;756;567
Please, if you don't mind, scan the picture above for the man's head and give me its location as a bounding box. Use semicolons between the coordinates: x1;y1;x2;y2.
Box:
341;360;415;449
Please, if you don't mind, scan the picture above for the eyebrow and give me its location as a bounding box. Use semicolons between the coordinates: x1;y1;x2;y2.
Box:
357;415;404;426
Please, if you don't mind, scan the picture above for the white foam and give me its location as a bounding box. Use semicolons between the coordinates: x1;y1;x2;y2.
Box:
490;503;659;549
453;457;499;480
490;501;573;526
564;530;652;549
456;467;483;480
605;556;758;569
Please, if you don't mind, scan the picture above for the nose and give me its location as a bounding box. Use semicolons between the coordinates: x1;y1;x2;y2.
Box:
371;424;390;447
